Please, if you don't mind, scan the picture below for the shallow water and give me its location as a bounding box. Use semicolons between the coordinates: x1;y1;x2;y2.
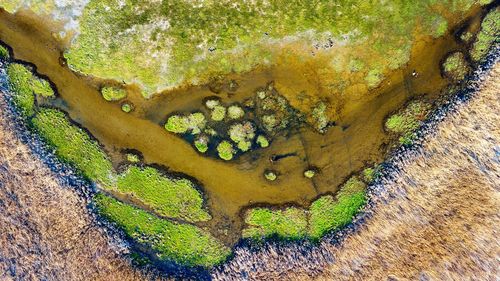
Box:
0;6;486;245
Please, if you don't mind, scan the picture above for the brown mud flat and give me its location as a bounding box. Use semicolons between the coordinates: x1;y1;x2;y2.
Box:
0;6;490;245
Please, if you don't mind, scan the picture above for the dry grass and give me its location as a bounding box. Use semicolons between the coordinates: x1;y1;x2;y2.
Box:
213;63;500;280
0;100;157;280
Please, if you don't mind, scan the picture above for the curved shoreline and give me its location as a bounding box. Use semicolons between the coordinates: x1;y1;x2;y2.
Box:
211;51;500;279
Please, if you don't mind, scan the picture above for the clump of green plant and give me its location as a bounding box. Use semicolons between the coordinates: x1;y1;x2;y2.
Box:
126;153;140;163
7;63;54;117
121;102;133;113
264;170;277;181
116;166;210;222
227;105;245;119
311;102;329;133
365;69;384;89
304;169;316;179
308;176;367;240
217;141;234;161
443;52;470;81
165;115;189;133
0;45;9;59
256;135;269;148
101;86;127;101
31;108;114;186
211;105;226;121
228;121;255;152
361;165;382;184
385;100;431;145
242;207;308;241
194;135;209;153
471;8;499;62
256;85;300;135
205;99;220;109
186;112;206;134
94;193;230;267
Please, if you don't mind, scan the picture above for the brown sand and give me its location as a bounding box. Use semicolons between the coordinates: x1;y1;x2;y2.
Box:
0;63;498;281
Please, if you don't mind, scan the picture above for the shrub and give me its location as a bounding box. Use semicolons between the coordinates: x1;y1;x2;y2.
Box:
101;86;127;101
242;207;308;241
443;52;470;81
165;115;189;134
31;108;114;186
194;135;209;153
217;141;234;161
227;105;245;119
121;102;133;113
94;194;230;267
116;166;211;222
264;170;277;181
256;135;269;148
211;105;226;121
229;121;255;151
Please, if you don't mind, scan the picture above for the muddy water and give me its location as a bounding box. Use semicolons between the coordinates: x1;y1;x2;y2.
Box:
0;7;483;245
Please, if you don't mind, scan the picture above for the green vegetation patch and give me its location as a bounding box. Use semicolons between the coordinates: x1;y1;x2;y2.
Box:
443;52;470;81
63;0;480;96
94;194;230;268
385;100;431;144
116;165;210;222
101;86;127;101
31;108;114;186
308;177;367;240
242;207;308;241
471;8;500;62
0;45;9;59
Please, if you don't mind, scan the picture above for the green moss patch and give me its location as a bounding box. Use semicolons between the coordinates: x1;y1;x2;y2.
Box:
101;86;127;101
385;100;431;145
308;177;367;240
242;207;308;241
116;166;210;222
94;194;230;268
471;8;499;62
31;108;114;186
7;63;55;117
217;141;234;161
443;52;470;81
0;45;9;59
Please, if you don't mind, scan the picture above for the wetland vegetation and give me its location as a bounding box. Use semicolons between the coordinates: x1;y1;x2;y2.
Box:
0;0;499;276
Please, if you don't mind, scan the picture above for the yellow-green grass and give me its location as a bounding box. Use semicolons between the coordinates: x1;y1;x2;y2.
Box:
308;177;367;240
64;0;485;95
385;100;431;145
101;86;127;101
0;45;9;59
443;52;470;81
116;166;211;222
31;108;114;186
242;207;308;241
471;7;500;62
94;193;230;268
7;63;54;117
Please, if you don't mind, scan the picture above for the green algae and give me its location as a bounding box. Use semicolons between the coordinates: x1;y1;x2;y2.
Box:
94;193;230;268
